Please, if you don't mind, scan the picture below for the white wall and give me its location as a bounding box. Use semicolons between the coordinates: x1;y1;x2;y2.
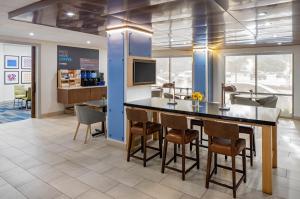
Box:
0;43;31;102
213;45;300;117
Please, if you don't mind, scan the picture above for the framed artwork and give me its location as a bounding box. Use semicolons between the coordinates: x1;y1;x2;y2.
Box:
21;56;32;69
4;55;19;69
21;71;31;84
4;71;19;85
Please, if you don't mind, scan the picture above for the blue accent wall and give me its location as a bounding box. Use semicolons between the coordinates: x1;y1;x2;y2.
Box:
193;50;207;96
129;31;152;57
107;32;125;142
193;50;213;102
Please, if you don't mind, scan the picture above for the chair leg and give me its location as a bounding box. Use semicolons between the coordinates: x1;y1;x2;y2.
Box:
196;138;200;169
13;99;15;108
159;128;163;158
161;139;168;173
143;135;147;167
206;151;212;188
242;149;247;183
182;143;186;181
200;127;203;145
232;156;236;198
253;133;256;156
84;125;90;144
141;136;144;153
174;143;177;163
127;132;133;162
214;153;218;174
189;141;193;151
73;122;80;140
249;133;253;166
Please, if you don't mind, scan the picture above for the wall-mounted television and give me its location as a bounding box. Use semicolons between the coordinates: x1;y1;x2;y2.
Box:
133;59;156;85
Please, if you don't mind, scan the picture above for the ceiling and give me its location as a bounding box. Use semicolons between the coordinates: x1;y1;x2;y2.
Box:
7;0;300;50
0;0;106;48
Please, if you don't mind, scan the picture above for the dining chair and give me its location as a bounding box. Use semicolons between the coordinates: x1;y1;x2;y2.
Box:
257;95;278;108
74;104;106;144
230;94;257;166
126;108;163;167
22;87;32;109
189;119;206;150
163;92;180;99
203;120;247;198
152;89;163;98
161;113;199;180
14;85;26;108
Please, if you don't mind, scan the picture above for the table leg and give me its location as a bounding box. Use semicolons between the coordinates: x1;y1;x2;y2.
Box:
262;125;272;194
272;126;277;168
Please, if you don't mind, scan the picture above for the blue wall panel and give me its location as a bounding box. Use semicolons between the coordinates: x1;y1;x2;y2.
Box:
107;32;125;142
129;31;152;57
193;50;207;97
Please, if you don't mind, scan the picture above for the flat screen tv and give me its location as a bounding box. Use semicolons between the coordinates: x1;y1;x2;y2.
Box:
133;59;156;85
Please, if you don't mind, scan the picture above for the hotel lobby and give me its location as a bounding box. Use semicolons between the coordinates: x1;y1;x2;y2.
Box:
0;0;300;199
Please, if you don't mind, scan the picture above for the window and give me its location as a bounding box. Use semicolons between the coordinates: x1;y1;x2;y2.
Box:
155;57;193;88
156;58;169;86
225;55;255;92
170;57;193;88
225;54;293;117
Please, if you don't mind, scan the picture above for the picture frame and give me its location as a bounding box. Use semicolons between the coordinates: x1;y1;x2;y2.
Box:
4;71;19;85
21;71;31;84
21;56;32;69
4;55;19;69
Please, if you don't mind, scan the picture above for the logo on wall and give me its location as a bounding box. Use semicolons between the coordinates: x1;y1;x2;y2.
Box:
58;50;72;66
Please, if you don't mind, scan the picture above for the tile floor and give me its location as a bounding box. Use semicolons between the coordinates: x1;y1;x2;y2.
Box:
0;115;299;198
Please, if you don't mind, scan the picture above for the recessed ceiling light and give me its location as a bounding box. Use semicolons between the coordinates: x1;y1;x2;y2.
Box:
171;39;174;42
29;32;34;36
258;12;267;16
66;12;75;17
86;41;91;44
277;42;282;45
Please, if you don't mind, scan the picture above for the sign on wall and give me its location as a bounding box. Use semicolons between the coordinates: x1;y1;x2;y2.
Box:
57;46;99;70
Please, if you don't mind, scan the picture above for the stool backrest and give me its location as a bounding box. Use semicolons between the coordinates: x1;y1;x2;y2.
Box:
161;113;187;130
126;108;148;123
203;120;239;146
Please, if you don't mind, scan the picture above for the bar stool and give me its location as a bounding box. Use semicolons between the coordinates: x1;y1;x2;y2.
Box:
203;120;247;198
189;119;207;150
191;119;256;167
161;113;200;180
239;126;256;166
126;108;163;167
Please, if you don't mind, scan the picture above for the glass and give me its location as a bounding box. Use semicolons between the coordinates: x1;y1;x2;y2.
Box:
225;55;255;92
257;54;293;95
170;57;193;88
155;58;169;86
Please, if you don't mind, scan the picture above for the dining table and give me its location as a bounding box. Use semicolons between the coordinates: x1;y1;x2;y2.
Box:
124;97;281;195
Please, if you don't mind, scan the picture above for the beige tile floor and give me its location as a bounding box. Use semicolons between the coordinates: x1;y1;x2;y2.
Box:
0;115;299;199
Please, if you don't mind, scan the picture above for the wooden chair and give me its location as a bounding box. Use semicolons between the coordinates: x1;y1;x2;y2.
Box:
203;120;247;198
161;113;199;180
126;108;163;167
189;119;206;150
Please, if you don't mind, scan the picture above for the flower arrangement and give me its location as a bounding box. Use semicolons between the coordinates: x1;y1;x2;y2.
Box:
192;91;204;102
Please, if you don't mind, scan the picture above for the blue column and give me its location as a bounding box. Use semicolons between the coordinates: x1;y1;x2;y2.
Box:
193;49;213;102
107;29;152;142
107;31;125;142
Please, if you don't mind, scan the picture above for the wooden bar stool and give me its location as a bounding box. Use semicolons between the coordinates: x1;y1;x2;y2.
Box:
161;113;200;180
189;119;207;150
126;108;163;167
203;120;247;198
239;126;256;166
